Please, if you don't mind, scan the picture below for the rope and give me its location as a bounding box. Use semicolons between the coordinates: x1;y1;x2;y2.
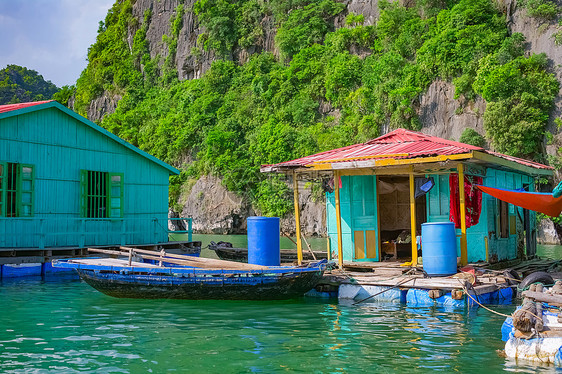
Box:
456;279;512;318
352;277;414;305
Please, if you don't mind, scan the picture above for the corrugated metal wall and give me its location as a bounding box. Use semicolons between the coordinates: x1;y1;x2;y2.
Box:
0;107;170;248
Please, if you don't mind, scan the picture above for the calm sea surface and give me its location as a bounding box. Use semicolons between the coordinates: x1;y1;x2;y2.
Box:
1;237;561;373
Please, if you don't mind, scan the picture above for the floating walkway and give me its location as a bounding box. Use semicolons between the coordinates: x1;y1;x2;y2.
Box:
310;261;514;307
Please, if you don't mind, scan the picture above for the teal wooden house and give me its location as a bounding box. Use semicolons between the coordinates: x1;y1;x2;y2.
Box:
0;100;179;258
262;129;553;268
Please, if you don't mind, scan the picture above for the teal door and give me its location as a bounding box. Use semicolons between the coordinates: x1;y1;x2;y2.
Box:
350;175;379;261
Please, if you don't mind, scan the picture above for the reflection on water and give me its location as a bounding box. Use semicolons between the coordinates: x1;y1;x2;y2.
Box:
537;244;562;259
0;279;558;373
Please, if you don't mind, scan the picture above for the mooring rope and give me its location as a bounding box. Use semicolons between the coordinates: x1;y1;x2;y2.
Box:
352;277;415;305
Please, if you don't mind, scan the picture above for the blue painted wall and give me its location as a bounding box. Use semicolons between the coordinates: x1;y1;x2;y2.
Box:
0;105;176;248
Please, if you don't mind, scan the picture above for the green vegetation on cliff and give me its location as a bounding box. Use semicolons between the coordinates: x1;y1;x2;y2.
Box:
74;0;559;216
0;65;60;104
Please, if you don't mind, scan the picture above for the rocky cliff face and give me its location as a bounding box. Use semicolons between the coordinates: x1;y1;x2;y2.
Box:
179;175;325;236
87;0;562;242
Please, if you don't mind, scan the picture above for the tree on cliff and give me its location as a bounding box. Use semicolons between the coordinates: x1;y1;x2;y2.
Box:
0;65;60;105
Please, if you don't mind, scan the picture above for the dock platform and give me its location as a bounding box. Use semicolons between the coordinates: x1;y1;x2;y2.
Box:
309;261;515;307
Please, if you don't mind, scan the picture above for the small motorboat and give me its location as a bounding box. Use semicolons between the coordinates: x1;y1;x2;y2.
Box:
208;241;328;263
53;246;327;300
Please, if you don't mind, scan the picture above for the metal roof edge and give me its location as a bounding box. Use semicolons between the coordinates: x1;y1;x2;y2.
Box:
0;101;180;175
473;151;553;177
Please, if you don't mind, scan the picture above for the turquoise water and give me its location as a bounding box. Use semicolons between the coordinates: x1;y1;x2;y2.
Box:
0;277;556;373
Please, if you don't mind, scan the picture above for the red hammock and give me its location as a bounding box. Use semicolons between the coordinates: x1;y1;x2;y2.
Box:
476;185;562;217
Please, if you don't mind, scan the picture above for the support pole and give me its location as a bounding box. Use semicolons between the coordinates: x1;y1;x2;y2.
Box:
293;172;303;265
409;171;418;266
458;163;468;266
334;171;344;269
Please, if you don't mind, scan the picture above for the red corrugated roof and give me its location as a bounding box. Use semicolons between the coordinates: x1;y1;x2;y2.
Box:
0;100;54;114
262;128;553;171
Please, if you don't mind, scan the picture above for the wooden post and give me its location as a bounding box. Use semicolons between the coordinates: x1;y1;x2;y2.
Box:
458;163;468;266
409;171;418;266
334;170;344;268
326;235;331;261
293;172;303;265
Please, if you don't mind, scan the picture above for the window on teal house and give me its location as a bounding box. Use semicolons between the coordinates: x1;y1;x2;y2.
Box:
0;162;34;217
79;170;124;218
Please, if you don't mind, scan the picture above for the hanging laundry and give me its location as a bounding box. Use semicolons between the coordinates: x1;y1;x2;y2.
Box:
414;177;435;199
449;174;483;229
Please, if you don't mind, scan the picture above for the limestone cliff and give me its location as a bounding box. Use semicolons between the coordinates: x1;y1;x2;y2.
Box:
83;0;562;242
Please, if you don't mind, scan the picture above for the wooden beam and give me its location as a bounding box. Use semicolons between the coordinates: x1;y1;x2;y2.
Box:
458;163;468;266
293;172;303;265
472;151;553;176
409;171;418;266
334;170;344;269
306;153;474;171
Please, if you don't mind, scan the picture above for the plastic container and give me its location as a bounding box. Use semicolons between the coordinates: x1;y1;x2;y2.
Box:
421;222;458;276
2;263;42;278
247;216;280;266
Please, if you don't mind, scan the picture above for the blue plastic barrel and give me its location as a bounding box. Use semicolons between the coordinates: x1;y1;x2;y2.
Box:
421;222;458;276
247;216;280;266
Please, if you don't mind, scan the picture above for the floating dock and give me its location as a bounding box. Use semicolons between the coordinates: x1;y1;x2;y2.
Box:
309;261;515;307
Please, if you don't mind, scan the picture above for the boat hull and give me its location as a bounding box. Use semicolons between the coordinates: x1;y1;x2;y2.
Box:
76;267;324;300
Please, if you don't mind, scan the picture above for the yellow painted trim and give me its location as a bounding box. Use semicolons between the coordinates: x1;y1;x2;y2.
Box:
374;153;473;167
334;171;344;269
458;163;468;266
305;153;474;171
307;163;333;170
484;236;489;263
409;171;418;266
308;153;409;165
326;235;331;261
293;173;303;265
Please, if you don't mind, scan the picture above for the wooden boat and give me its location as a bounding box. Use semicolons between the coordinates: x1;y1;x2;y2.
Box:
208;241;327;263
52;247;327;300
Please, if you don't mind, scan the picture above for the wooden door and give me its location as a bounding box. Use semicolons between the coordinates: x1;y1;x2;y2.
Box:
351;175;379;261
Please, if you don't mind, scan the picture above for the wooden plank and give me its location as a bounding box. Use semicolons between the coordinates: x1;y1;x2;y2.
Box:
354;231;365;259
522;291;562;306
293;172;303;265
88;247;269;270
119;246;269;270
335;170;344;268
458;163;468;266
346;275;470;290
409;171;417;266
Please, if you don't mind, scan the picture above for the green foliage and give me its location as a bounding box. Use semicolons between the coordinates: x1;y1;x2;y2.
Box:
76;0;560;217
474;53;559;158
459;128;485;147
275;0;346;60
521;0;559;20
0;65;59;104
74;0;142;115
52;85;75;107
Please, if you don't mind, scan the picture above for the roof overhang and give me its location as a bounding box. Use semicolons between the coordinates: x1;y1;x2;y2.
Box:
261;151;553;178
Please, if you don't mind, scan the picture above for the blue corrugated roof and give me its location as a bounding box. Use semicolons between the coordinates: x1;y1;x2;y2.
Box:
0;100;179;175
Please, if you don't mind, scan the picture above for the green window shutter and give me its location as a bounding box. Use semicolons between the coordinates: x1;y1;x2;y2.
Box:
108;173;124;218
17;164;34;217
0;162;6;217
79;170;88;217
